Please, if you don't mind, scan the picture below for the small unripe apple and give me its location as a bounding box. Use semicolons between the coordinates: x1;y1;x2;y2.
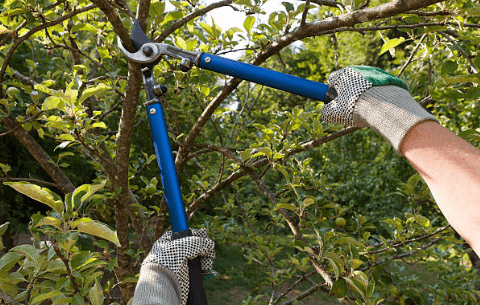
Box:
335;217;346;228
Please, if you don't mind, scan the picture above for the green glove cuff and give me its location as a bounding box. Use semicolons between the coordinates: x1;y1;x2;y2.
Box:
350;66;409;91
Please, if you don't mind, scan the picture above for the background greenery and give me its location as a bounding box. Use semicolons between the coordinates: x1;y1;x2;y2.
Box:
1;0;479;304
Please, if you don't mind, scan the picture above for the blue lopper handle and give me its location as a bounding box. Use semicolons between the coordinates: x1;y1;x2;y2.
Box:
197;53;336;102
147;102;208;305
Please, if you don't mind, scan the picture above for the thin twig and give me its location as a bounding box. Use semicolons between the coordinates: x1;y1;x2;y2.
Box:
362;238;442;271
439;31;479;74
0;177;59;188
272;271;316;304
398;33;427;77
301;0;311;26
307;0;345;9
278;282;329;305
53;242;80;293
155;0;233;42
407;9;453;16
361;224;451;255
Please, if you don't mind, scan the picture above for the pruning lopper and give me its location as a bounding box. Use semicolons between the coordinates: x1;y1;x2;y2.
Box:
118;20;337;305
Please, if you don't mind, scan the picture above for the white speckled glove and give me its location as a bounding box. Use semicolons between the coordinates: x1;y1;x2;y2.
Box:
321;66;439;154
132;228;216;305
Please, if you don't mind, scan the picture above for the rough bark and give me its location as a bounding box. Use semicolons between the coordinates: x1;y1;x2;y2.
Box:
2;116;75;194
112;59;143;303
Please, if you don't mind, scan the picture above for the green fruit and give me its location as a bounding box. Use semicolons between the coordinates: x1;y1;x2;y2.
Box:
6;87;20;99
145;184;156;195
335;217;346;228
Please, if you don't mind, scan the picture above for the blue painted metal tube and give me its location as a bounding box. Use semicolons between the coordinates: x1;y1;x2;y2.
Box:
198;53;329;101
147;102;189;233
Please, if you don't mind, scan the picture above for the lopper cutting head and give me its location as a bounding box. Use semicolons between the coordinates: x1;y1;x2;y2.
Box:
118;20;200;71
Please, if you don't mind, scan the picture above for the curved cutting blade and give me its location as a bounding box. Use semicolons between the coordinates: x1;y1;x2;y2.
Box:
131;19;152;51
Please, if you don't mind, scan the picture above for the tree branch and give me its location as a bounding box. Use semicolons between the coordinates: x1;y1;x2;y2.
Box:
362;224;451;255
154;0;233;42
363;238;442;270
0;177;59;189
112;59;143;301
278;282;329;305
1;116;75;194
136;0;151;32
301;0;311;26
53;242;80;294
89;0;133;52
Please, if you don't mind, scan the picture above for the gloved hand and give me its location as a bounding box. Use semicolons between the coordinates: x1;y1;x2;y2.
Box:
132;228;216;305
321;66;439;154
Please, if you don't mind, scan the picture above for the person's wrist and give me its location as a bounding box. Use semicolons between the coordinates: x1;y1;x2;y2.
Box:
353;86;439;155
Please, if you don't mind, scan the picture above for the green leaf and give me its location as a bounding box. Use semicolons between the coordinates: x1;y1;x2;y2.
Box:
350;259;364;270
71;251;92;269
0;252;22;271
447;74;479;83
0;282;17;300
474;54;480;70
334;237;365;248
42;96;64;111
379;37;406;56
0;222;8;236
90;122;107;129
343;276;367;299
11;244;39;262
274;203;297;212
31;291;64;305
330;278;347;298
34;84;56;96
244;16;255;34
303;198;315;208
5;182;64;215
89;279;104;305
326;252;344;279
175;36;187;50
441;60;458;75
282;2;294;12
79;83;110;103
34;216;61;228
414;215;430;227
71;218;120;246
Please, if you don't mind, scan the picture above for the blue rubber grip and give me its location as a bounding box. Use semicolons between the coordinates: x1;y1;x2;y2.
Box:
147;103;189;233
198;53;329;101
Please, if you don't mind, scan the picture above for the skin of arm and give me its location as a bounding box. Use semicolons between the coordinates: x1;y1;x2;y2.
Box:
400;120;480;255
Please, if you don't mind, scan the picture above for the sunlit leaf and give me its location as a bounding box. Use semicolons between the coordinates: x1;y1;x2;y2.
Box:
71;218;120;246
379;37;406;56
5;182;64;215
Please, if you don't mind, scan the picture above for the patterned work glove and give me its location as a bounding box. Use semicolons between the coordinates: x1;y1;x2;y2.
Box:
140;228;216;305
321;66;439;154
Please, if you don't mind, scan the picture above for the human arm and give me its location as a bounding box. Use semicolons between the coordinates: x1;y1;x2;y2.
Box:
401;120;480;254
321;66;480;255
132;229;216;305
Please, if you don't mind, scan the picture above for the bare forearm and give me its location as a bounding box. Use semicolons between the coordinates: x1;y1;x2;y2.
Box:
401;121;480;254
